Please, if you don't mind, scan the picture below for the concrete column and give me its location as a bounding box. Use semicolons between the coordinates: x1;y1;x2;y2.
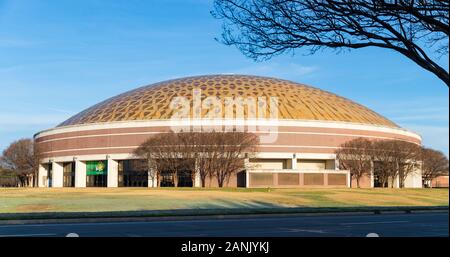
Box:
194;159;201;187
244;157;251;188
404;164;423;188
194;172;201;187
394;175;400;188
38;164;48;187
347;171;351;188
52;162;64;188
244;158;250;170
148;170;158;187
245;170;250;188
148;166;158;188
370;161;374;188
291;154;297;170
74;159;86;188
335;159;340;171
107;158;118;188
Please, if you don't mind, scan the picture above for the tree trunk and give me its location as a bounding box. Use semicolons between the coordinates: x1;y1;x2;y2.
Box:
201;177;206;187
217;175;224;188
173;171;178;187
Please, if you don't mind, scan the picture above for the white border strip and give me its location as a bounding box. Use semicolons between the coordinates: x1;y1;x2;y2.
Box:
37;130;418;144
40;144;341;155
35;119;421;140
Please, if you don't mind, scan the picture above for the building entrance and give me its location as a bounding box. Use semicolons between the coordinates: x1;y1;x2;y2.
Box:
86;160;107;187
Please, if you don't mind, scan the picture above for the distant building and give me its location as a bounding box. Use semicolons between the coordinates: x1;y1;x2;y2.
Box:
34;75;422;188
430;176;449;188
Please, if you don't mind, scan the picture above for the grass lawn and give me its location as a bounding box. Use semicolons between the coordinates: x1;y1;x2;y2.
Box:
0;187;448;214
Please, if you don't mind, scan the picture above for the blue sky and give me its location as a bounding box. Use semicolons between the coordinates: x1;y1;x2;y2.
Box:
0;0;448;156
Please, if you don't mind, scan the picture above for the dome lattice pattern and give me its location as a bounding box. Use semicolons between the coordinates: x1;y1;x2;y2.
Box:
58;75;397;128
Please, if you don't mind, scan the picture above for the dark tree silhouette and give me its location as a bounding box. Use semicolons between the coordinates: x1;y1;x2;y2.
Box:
212;0;449;86
0;138;39;187
335;137;373;188
134;131;259;187
420;147;449;187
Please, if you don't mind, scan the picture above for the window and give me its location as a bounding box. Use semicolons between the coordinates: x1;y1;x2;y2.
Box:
63;162;75;187
118;160;148;187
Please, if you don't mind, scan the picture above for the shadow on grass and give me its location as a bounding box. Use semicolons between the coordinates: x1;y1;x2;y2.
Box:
190;198;283;209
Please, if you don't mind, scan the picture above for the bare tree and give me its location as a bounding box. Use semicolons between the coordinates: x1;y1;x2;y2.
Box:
371;139;421;188
0;138;39;187
134;131;259;188
134;132;184;187
420;147;449;188
176;132;218;187
212;0;449;86
335;138;373;188
373;160;391;188
396;141;421;187
133;137;160;187
210;131;259;187
371;141;393;188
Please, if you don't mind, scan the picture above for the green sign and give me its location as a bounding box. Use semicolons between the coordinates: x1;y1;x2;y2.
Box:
86;161;107;175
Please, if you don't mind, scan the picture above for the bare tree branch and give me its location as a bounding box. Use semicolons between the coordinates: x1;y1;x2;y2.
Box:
212;0;449;86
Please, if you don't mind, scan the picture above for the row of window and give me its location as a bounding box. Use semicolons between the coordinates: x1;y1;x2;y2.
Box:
54;160;192;187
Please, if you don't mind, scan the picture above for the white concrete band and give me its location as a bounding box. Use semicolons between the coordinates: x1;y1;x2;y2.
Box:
35;119;421;141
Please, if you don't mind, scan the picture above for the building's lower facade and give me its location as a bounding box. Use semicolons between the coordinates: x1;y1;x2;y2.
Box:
34;75;423;189
35;120;422;189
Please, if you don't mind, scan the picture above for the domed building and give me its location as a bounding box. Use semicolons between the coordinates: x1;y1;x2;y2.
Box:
35;75;422;188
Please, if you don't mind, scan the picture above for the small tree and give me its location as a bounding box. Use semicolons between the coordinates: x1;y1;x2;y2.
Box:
420;147;449;188
0;138;38;187
335;138;373;188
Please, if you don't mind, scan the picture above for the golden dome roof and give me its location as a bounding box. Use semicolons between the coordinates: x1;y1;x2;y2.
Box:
58;75;398;128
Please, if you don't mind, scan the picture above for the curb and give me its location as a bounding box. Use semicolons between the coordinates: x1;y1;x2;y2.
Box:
0;207;447;225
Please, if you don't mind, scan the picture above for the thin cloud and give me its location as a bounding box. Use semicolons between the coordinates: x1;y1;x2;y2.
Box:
392;114;449;122
0;65;23;73
231;63;318;78
369;97;448;125
405;124;449;157
0;38;40;48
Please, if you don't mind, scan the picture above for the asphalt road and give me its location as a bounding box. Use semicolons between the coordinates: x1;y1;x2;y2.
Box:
0;212;447;237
